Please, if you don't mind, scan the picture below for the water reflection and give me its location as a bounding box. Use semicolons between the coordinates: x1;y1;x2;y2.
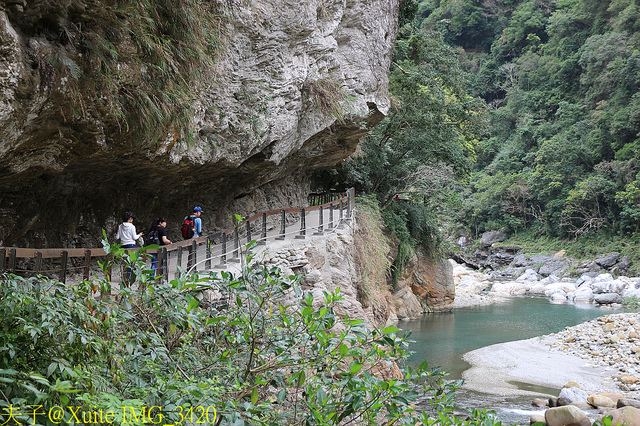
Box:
399;297;607;379
397;296;619;424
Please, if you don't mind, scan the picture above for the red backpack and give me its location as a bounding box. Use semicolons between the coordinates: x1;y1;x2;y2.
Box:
182;215;195;239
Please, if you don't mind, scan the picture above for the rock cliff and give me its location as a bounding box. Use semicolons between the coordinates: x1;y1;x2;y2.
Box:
0;0;399;247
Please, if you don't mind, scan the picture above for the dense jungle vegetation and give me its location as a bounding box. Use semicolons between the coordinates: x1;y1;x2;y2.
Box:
337;0;640;266
417;0;640;244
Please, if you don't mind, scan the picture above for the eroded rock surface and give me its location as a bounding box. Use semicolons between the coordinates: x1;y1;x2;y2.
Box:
0;0;399;247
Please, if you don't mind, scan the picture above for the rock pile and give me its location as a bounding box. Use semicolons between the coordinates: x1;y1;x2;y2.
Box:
260;247;311;272
528;381;640;426
548;313;640;395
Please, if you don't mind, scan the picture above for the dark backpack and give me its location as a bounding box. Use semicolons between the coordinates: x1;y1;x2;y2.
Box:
182;215;195;239
145;228;160;246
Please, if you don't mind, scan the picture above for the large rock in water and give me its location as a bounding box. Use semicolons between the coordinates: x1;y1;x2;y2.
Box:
558;386;588;406
594;293;624;305
598;406;640;426
545;406;591;426
0;0;400;247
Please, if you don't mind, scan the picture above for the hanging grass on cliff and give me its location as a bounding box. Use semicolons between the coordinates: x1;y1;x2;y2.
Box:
39;0;229;144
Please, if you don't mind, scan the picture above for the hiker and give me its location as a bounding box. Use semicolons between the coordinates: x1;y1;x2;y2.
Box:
115;211;143;285
115;211;143;248
148;217;171;277
182;206;203;239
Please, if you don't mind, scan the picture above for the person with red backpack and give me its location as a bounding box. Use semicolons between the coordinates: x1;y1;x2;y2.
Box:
182;206;203;239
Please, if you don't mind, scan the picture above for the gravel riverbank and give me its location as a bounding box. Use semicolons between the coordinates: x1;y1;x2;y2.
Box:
452;259;640;398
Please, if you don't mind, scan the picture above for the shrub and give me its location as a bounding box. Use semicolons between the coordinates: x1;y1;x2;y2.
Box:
1;240;503;425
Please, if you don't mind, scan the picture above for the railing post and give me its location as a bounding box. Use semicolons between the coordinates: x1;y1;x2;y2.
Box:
314;206;324;235
177;246;183;270
296;208;306;239
162;247;169;281
246;220;252;244
0;248;6;272
276;209;286;240
8;249;16;273
34;251;42;275
329;203;334;230
191;240;198;271
338;199;345;229
260;212;267;245
206;236;212;270
60;250;68;284
231;228;240;262
220;232;228;268
347;189;352;218
83;249;91;281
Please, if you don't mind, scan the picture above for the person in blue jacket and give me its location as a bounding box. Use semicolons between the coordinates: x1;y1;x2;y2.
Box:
186;206;203;238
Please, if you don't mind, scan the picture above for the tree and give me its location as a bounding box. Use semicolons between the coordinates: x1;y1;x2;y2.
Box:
347;28;488;207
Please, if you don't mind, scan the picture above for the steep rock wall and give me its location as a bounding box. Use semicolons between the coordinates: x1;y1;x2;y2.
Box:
0;0;399;247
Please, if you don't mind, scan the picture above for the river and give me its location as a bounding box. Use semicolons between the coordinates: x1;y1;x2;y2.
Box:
398;296;621;424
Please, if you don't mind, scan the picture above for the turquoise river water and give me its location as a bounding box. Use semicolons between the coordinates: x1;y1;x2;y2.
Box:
398;296;623;424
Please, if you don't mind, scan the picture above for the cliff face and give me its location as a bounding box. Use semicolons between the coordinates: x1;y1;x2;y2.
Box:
0;0;399;247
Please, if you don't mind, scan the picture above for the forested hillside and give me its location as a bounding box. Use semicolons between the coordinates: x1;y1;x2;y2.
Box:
417;0;640;242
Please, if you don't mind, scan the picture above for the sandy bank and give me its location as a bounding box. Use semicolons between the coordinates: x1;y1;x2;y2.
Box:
462;336;619;397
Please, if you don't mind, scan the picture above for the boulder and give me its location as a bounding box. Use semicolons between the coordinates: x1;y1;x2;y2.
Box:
530;414;546;424
576;274;594;287
489;281;527;296
479;230;506;247
599;392;624;404
619;256;632;274
595;253;621;268
619;374;640;385
587;394;616;408
558;386;588;406
553;250;567;258
545;405;591;426
598;406;640;426
513;254;530;267
549;292;568;303
517;268;541;282
595;273;614;283
594;293;624;305
572;287;594;303
532;398;548;407
539;259;572;277
618;398;640;409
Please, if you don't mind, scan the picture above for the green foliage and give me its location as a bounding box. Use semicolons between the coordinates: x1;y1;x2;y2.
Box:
0;243;504;425
346;27;488;205
415;0;640;241
43;0;228;144
344;24;487;259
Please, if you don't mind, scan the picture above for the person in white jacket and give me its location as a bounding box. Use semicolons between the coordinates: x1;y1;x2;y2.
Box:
116;211;143;248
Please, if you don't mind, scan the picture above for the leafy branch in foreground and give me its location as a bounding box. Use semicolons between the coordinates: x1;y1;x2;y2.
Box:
0;240;503;425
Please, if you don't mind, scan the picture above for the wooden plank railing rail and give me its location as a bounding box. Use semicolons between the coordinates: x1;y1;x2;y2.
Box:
0;188;355;283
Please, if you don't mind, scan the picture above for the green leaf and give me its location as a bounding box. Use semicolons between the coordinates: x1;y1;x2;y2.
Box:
383;326;399;334
187;298;200;313
251;388;258;405
339;343;349;356
350;363;363;375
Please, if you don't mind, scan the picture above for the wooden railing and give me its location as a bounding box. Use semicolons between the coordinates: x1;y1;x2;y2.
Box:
0;188;355;283
307;191;347;206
